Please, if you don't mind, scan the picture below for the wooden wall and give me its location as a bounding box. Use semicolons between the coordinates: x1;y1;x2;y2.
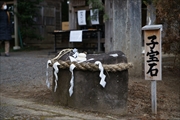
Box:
23;0;63;49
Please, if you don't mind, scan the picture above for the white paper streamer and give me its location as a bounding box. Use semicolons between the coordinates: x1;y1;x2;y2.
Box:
72;48;78;58
109;53;118;57
72;52;78;58
148;17;151;25
69;56;77;62
53;62;60;92
69;64;76;96
95;61;106;88
46;60;52;88
87;58;94;62
69;52;87;63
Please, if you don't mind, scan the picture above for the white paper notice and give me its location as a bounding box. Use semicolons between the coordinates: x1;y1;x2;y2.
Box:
69;30;83;42
78;10;86;25
90;9;99;25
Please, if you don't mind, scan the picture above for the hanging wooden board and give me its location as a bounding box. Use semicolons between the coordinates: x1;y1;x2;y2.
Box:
71;0;86;7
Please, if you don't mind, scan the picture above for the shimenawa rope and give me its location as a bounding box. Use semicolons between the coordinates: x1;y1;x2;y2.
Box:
48;49;133;72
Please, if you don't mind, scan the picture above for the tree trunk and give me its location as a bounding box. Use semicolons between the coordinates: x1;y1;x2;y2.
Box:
146;3;156;25
105;0;142;77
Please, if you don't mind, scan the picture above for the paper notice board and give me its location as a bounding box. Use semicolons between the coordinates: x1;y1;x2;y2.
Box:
77;10;86;25
69;30;83;42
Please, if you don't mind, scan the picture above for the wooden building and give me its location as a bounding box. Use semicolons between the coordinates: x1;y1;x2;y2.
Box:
6;0;63;49
19;0;105;52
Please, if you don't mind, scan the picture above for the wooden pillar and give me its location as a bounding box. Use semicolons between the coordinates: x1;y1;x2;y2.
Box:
105;0;142;77
13;0;20;50
69;0;77;29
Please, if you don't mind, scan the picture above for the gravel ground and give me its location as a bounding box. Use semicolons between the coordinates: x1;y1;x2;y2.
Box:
0;50;54;89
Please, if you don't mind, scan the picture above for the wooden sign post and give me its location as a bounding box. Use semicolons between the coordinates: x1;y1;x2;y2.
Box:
142;25;163;114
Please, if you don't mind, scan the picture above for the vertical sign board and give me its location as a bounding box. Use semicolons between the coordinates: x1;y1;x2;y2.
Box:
142;25;163;114
142;25;162;80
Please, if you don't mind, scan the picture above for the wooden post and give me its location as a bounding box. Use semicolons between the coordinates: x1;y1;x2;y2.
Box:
68;0;76;48
142;24;163;114
151;80;157;114
69;0;77;30
13;0;20;50
97;31;101;52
